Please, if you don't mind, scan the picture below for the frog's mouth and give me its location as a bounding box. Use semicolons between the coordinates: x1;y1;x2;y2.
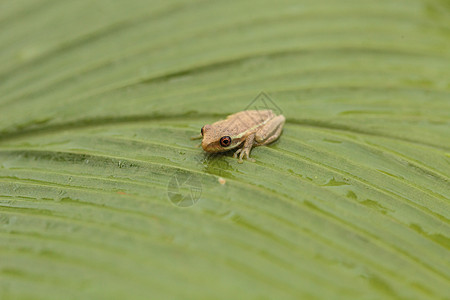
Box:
202;142;227;153
202;140;242;153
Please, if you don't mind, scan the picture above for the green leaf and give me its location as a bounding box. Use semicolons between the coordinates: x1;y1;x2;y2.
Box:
1;1;449;299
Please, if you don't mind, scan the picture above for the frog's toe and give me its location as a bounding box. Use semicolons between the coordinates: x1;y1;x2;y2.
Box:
233;149;242;158
238;149;255;163
239;150;246;161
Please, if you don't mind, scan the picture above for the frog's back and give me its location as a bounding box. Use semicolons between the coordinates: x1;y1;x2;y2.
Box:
227;109;274;124
219;110;274;135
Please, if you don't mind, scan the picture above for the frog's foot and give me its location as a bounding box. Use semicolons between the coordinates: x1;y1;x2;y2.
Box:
233;148;255;163
190;134;203;140
233;149;242;158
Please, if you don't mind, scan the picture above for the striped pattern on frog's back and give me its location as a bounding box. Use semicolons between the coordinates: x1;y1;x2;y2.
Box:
218;110;275;138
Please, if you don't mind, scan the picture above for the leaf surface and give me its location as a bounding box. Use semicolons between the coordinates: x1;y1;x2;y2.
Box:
0;1;449;299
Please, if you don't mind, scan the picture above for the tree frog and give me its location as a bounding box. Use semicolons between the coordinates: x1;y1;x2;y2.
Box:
192;110;285;163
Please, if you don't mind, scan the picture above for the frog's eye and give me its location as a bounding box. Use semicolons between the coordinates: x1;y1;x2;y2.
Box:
201;126;204;136
220;136;232;147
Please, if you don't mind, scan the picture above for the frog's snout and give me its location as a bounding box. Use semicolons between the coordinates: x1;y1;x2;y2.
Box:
201;141;208;151
201;140;214;152
201;140;223;153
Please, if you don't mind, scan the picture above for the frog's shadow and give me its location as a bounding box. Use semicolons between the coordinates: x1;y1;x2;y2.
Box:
202;151;232;167
198;152;235;177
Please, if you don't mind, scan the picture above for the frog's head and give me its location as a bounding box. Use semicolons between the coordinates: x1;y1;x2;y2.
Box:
200;124;245;153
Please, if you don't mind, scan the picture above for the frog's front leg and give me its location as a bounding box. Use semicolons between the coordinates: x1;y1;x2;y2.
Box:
190;134;202;140
255;115;285;146
233;133;256;163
